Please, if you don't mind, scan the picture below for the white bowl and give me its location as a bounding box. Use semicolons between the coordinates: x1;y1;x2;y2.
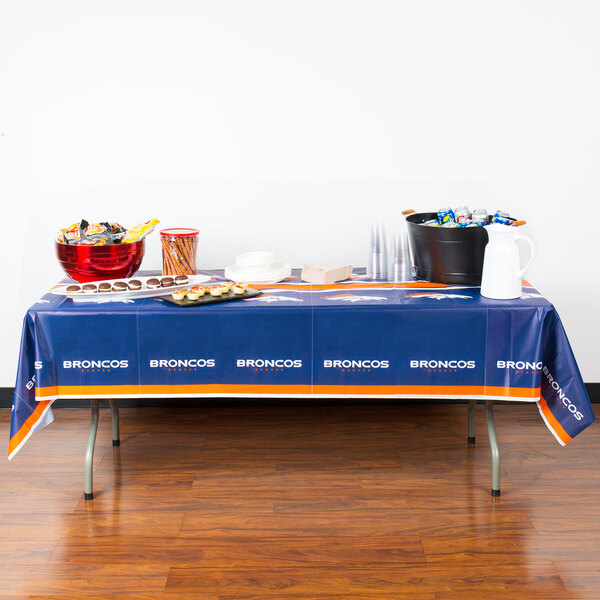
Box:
225;261;291;284
235;251;276;272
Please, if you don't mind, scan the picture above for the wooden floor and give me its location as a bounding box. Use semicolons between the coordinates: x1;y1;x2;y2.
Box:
1;402;599;599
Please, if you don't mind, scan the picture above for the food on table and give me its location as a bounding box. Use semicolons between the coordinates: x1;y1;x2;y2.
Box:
175;275;188;285
66;284;81;293
232;283;247;294
422;208;518;228
112;281;128;292
187;289;200;300
56;219;158;246
190;285;206;296
98;282;112;293
210;286;222;297
147;278;160;289
80;222;112;246
490;210;514;225
128;279;142;291
82;284;97;293
121;219;160;243
64;222;82;244
160;228;199;277
221;281;233;293
160;277;174;288
172;289;187;301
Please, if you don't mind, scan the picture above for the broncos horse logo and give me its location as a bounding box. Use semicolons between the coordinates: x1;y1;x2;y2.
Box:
407;293;472;300
322;294;388;302
244;294;304;303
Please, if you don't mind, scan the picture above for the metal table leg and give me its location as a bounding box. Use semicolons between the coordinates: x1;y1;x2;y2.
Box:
468;400;476;444
485;400;501;497
84;399;100;500
108;399;120;446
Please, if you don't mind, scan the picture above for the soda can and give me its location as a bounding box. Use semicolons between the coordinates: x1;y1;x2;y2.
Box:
437;207;455;225
441;221;459;228
458;218;473;228
423;219;438;227
491;210;513;225
454;206;471;225
472;208;488;224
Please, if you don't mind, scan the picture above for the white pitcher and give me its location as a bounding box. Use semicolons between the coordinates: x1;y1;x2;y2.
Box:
480;224;535;299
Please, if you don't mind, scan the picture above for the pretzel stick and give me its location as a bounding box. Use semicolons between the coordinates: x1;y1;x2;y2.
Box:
178;237;195;274
184;237;197;273
162;238;182;275
172;241;192;274
173;242;192;274
161;235;198;275
189;237;198;273
162;241;173;275
169;246;186;275
178;237;192;269
163;237;184;274
168;248;182;275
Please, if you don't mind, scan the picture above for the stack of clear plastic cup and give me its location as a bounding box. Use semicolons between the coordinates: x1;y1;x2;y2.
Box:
367;223;388;280
389;225;413;282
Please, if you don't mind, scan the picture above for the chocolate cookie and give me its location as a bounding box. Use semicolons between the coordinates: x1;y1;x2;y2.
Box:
160;277;175;287
66;284;81;293
82;284;97;293
98;282;112;293
112;281;128;292
147;278;160;289
128;279;142;291
175;275;189;285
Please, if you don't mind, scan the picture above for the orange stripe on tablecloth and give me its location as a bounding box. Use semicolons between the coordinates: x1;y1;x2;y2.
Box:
312;384;484;395
538;396;572;445
34;384;313;397
35;383;542;399
251;281;455;291
140;384;312;395
312;385;541;397
484;386;541;399
8;399;52;456
36;385;141;398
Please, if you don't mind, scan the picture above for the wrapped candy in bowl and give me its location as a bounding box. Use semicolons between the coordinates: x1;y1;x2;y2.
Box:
55;219;158;283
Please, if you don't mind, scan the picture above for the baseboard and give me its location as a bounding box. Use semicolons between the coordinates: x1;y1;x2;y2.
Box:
2;384;599;408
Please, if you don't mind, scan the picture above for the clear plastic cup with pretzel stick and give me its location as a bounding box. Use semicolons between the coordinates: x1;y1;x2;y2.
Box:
160;228;199;276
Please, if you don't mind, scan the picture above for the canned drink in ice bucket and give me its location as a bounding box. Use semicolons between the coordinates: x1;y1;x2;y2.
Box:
454;206;471;226
472;208;488;226
441;221;459;228
424;219;439;227
437;207;455;225
491;210;513;225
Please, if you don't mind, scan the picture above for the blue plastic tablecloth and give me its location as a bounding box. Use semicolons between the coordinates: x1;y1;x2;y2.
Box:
9;270;593;458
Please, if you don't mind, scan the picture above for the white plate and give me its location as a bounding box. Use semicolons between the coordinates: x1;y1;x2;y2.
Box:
224;262;292;284
51;274;211;302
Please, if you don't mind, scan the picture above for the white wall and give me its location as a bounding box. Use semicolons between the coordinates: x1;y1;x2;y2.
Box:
1;0;599;385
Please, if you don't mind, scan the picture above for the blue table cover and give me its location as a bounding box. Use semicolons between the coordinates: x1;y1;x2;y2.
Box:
9;270;594;458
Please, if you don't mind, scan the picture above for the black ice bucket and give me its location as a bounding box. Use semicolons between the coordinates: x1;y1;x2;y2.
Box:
405;212;489;285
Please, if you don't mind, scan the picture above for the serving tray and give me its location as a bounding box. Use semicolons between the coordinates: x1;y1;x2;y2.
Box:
161;287;261;307
51;274;211;302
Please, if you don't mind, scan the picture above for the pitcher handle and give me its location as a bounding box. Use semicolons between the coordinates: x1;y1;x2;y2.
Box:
516;234;535;279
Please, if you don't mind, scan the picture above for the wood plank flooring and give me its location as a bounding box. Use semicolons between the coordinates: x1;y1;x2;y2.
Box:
1;402;598;599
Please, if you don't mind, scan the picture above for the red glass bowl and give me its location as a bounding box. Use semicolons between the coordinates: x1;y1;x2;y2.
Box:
55;239;145;283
